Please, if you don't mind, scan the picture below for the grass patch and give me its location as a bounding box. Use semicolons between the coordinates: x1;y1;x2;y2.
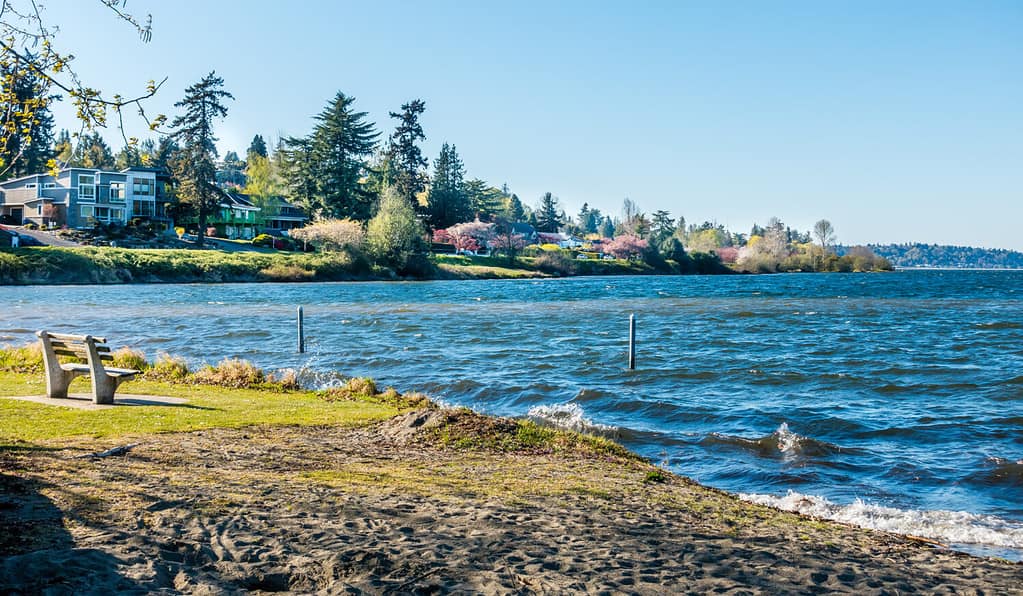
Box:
423;408;638;460
0;370;399;445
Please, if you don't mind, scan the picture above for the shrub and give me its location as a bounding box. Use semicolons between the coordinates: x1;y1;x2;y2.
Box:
534;251;577;276
252;233;275;248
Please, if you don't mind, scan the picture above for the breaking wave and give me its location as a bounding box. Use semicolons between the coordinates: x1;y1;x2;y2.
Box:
526;403;618;436
739;490;1023;558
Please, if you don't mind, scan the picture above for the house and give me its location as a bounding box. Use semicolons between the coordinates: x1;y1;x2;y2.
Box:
258;196;308;235
510;223;538;245
0;166;173;229
536;231;584;249
208;191;261;240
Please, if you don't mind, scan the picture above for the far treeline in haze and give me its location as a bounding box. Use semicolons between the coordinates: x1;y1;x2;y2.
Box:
3;71;891;276
858;244;1023;270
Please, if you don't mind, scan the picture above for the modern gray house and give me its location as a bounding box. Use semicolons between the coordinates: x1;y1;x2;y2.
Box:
0;166;173;229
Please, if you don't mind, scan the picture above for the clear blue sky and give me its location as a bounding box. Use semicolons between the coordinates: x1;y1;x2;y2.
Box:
45;1;1023;249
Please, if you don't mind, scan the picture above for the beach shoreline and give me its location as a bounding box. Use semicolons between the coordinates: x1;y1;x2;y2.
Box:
2;408;1020;593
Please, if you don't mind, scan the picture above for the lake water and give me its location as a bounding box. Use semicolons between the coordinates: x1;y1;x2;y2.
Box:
3;271;1022;559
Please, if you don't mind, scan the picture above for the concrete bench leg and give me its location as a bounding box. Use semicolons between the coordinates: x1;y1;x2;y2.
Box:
44;367;79;400
91;374;123;405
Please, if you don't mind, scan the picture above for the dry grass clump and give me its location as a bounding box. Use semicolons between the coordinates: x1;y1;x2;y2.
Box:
145;352;190;381
0;343;42;373
109;347;148;371
191;358;266;388
267;368;301;391
188;358;302;392
321;377;434;409
258;264;316;282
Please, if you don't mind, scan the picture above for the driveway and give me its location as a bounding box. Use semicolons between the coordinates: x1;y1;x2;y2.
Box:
4;226;81;247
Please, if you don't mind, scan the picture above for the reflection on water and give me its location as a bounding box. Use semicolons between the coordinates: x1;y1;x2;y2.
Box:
3;270;1023;555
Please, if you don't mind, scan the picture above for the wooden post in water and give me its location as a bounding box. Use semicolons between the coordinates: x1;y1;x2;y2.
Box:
628;313;636;370
297;306;305;353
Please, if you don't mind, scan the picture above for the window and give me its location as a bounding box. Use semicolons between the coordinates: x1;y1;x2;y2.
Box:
25;183;37;189
109;182;125;202
110;208;124;221
78;175;95;201
80;205;95;218
43;183;56;189
132;179;154;196
132;200;155;217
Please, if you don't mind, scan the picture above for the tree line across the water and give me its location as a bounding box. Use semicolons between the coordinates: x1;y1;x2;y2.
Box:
0;4;889;275
859;244;1023;270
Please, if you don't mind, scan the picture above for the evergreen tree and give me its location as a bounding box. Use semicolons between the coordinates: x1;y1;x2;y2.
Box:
505;193;525;222
280;136;319;216
304;92;380;220
152;136;180;171
598;216;615;238
247;134;268;160
54;129;73;165
427;143;470;229
465;178;503;221
115;143;143;169
534;192;564;233
385;99;428;211
70;132;116;169
169;71;233;247
0;51;56;178
650;210;676;253
138;138;157;166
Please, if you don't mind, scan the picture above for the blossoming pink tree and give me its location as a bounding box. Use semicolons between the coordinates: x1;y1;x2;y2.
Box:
445;220;495;253
603;234;648;260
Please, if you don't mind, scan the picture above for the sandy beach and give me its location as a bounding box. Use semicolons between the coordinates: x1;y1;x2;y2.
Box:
2;408;1020;594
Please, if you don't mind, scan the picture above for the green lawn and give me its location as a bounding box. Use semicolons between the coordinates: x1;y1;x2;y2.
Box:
0;371;399;445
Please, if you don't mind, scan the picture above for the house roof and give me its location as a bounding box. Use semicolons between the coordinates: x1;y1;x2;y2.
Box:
219;191;259;210
510;223;536;235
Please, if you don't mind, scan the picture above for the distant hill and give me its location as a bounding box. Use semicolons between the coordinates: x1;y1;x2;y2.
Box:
844;244;1023;269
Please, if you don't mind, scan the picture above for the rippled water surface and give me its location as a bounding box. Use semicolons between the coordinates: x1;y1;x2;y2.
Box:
3;271;1022;557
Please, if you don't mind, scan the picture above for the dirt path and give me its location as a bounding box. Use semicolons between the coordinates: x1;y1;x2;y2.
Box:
1;417;1020;594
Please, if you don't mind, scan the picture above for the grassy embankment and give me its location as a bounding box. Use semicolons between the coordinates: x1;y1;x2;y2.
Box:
0;246;659;285
0;344;625;458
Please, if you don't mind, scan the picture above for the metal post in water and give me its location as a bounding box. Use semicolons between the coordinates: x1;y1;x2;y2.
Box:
628;313;636;370
297;306;305;353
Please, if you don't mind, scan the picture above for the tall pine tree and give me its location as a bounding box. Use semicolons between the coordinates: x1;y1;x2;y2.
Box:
385;99;428;211
427;143;470;229
170;71;233;246
307;92;379;220
535;192;564;233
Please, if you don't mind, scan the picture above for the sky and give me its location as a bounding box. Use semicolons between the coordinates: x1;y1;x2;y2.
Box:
39;0;1023;250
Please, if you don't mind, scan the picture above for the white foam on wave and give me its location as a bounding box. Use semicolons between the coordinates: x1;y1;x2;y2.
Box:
526;403;617;434
775;422;800;454
739;490;1023;550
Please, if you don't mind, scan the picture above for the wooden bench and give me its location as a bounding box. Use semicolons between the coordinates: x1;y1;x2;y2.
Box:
36;331;140;405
